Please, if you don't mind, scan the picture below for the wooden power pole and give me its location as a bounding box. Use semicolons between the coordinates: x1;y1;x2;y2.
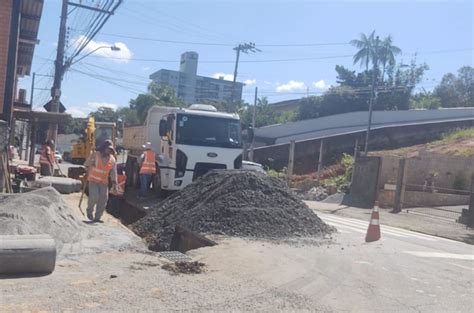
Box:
47;0;68;146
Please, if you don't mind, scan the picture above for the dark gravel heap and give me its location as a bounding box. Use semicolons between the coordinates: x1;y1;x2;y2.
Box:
132;170;334;251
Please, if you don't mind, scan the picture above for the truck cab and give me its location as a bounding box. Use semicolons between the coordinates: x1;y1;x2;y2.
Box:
157;104;242;191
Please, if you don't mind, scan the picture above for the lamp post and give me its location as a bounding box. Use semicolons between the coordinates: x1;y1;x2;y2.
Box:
66;45;121;68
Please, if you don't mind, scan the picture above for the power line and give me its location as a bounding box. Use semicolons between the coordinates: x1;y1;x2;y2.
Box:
90;31;351;47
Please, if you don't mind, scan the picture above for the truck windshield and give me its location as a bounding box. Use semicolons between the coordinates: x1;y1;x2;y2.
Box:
176;113;242;148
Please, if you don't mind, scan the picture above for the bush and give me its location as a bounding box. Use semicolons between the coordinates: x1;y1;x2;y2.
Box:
322;153;354;193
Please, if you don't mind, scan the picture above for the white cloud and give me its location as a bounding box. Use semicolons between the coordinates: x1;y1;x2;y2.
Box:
212;72;234;81
73;35;133;63
244;79;256;85
264;80;272;85
142;66;151;71
312;80;330;90
87;101;118;110
66;107;87;118
275;80;307;92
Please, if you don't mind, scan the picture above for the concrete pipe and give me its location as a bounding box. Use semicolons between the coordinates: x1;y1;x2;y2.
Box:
0;234;57;275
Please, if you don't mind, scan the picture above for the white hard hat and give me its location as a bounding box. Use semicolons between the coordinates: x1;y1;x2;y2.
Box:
142;142;152;149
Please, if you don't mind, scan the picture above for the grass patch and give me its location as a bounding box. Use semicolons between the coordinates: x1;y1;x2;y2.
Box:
436;128;474;144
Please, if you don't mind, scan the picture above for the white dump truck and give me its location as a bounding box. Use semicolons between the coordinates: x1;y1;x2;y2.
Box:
123;104;243;194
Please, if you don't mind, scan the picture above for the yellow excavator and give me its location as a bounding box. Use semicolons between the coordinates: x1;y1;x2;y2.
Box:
70;117;116;164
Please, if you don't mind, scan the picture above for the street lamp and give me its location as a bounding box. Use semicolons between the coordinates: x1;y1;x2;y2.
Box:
67;45;121;67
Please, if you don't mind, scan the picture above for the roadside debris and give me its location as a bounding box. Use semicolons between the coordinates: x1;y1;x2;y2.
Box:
132;170;334;251
305;186;329;201
162;261;205;275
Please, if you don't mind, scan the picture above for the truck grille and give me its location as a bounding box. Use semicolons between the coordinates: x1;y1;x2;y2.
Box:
192;163;226;181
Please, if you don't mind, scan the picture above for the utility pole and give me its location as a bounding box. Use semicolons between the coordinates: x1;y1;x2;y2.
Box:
363;36;380;156
47;0;68;147
46;0;122;147
230;42;260;111
24;72;36;161
249;87;258;161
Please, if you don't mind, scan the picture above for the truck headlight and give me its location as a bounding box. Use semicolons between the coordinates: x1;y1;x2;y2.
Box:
175;149;187;178
234;154;242;169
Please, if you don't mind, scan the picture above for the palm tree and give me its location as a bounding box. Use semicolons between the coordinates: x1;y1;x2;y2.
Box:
379;35;402;82
350;30;376;71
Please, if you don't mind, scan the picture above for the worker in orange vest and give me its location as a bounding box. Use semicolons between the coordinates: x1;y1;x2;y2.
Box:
39;140;55;176
84;140;118;222
138;142;156;198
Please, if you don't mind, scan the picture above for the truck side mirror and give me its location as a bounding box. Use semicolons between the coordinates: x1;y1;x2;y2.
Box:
248;127;254;142
159;120;167;137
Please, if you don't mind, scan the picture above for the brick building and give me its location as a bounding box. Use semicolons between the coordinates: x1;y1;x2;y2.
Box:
0;0;44;124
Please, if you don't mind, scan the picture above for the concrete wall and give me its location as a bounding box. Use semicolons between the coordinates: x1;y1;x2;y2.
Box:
350;156;381;208
0;0;13;116
378;152;474;192
378;189;469;208
406;152;474;191
377;156;400;190
376;152;474;208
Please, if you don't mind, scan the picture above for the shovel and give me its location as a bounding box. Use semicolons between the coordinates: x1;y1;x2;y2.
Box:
78;179;87;217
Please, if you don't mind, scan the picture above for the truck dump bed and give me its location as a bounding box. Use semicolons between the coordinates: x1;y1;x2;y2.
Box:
123;126;146;151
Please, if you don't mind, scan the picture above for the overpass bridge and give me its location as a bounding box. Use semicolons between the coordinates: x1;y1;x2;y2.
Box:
251;108;474;174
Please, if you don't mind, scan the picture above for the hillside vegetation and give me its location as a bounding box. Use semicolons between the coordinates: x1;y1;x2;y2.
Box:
372;128;474;158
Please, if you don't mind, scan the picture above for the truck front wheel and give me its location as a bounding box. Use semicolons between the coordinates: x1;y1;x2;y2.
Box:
152;170;166;198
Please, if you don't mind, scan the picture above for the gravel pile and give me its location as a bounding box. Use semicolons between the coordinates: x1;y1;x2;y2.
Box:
0;187;84;245
132;170;334;251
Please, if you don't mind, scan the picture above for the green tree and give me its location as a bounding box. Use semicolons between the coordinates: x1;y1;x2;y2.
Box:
129;82;185;123
297;96;322;120
409;92;442;110
350;30;376;71
90;106;117;122
58;117;85;135
379;35;401;82
239;97;296;129
434;66;474;107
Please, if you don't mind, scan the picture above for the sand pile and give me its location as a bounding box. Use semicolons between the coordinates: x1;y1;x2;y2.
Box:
0;187;84;245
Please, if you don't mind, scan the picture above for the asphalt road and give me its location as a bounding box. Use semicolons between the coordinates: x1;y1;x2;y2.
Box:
304;213;474;312
1;200;472;312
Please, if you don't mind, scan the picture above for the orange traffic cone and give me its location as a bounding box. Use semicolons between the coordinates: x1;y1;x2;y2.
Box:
365;201;381;242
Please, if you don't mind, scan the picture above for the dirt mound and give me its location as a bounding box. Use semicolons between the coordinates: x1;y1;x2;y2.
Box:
132;170;334;251
0;187;84;246
162;261;205;275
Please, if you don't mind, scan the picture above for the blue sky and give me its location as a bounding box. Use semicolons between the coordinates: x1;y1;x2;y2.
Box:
21;0;473;117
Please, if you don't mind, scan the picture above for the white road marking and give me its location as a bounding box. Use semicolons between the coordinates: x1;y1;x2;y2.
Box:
324;221;366;234
444;262;473;271
322;215;408;238
320;214;437;241
403;251;474;260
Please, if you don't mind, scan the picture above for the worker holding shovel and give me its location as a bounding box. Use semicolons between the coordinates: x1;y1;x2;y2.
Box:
84;140;118;222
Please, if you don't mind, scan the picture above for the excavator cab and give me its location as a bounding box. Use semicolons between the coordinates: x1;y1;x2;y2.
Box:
70;118;116;164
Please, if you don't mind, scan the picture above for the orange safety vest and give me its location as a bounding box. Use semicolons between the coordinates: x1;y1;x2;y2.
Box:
88;153;115;184
140;150;156;174
39;145;53;165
